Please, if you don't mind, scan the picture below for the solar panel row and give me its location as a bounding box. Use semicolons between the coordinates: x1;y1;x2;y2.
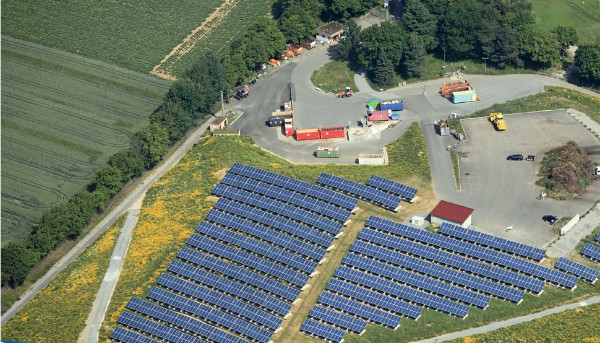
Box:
205;210;326;261
318;291;402;328
300;319;346;343
126;297;249;343
229;163;358;210
214;198;334;248
366;175;418;201
212;183;343;236
187;234;309;288
358;228;545;293
156;274;282;330
367;217;576;289
317;173;402;211
147;287;273;343
334;265;470;318
195;221;317;274
110;326;161;343
176;247;300;301
439;222;545;261
222;173;351;223
554;258;598;284
595;233;600;243
350;240;523;303
581;243;600;262
343;252;490;308
309;305;367;333
326;278;422;319
117;312;206;343
167;260;291;317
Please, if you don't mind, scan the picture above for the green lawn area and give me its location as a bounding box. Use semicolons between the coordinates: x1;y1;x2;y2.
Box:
311;60;359;93
530;0;600;44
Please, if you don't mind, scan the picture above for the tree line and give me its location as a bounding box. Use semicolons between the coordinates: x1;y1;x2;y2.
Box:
4;0;599;290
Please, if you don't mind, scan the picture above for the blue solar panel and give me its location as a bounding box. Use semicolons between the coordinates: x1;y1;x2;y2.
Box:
229;163;358;210
117;312;206;343
222;173;352;223
555;258;599;284
367;216;577;289
334;265;470;318
147;287;273;343
111;327;160;343
326;278;422;319
175;248;300;301
366;175;418;201
317;173;403;211
342;252;490;309
205;209;326;262
358;227;545;293
212;183;343;236
300;319;346;343
595;233;600;243
156;274;282;330
214;198;334;248
349;240;523;303
186;234;309;288
195;221;317;274
166;262;291;316
126;297;250;343
308;305;367;333
317;291;401;328
439;222;546;261
581;243;600;262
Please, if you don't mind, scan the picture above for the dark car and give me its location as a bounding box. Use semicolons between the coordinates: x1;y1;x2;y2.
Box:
507;154;524;161
542;215;557;224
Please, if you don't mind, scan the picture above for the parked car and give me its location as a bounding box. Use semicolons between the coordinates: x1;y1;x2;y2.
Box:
542;215;557;224
507;154;523;161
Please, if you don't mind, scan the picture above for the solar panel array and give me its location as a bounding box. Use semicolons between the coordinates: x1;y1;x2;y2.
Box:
595;233;600;243
554;258;599;284
317;173;403;211
366;175;418;201
581;243;600;262
367;217;577;290
112;164;355;343
439;222;546;261
229;163;358;210
300;319;346;342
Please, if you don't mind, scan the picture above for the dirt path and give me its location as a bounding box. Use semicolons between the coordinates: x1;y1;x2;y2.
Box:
151;0;239;79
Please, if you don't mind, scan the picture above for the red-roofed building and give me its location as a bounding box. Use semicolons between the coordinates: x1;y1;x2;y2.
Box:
430;200;474;228
368;110;390;121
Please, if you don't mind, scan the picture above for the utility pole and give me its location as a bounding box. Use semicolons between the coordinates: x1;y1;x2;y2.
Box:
482;57;489;74
220;90;225;117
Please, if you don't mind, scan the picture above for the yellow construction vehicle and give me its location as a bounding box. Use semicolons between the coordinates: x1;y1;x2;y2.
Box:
489;112;507;131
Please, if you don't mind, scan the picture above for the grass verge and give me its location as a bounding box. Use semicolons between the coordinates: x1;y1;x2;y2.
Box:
311;60;359;93
449;150;460;190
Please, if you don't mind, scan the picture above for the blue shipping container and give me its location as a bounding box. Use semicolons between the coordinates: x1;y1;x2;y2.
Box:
379;99;404;111
390;113;400;120
452;91;475;104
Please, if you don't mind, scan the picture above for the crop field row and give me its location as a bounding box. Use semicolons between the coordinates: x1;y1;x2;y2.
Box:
1;36;171;245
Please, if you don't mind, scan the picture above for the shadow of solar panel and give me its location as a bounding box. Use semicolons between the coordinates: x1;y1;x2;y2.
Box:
581;243;600;262
300;319;346;343
367;175;418;201
555;257;599;284
117;312;206;343
110;326;161;343
317;173;402;211
439;222;545;261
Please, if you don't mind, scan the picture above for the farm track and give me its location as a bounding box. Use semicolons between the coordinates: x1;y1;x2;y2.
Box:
151;0;241;79
3;37;171;95
3;93;131;147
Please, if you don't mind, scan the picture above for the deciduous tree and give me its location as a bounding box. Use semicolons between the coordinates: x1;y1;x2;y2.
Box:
575;44;600;83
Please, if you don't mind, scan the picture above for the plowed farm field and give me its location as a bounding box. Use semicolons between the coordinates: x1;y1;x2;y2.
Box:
1;37;171;245
1;0;272;78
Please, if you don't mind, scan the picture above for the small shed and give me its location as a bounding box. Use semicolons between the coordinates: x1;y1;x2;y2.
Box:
368;110;391;122
209;117;228;131
315;22;346;43
430;200;474;228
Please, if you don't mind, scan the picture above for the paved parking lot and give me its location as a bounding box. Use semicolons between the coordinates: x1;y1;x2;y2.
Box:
454;110;600;247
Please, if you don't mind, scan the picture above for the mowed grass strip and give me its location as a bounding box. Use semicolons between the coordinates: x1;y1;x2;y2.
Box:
529;0;600;44
1;216;124;343
1;37;171;245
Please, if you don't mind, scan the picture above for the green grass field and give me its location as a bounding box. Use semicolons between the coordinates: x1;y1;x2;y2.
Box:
311;60;359;93
1;0;272;77
1;36;171;245
530;0;600;44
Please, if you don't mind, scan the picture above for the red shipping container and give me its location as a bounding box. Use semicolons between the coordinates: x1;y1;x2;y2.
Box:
368;110;390;121
283;124;294;136
295;128;320;141
319;126;345;139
